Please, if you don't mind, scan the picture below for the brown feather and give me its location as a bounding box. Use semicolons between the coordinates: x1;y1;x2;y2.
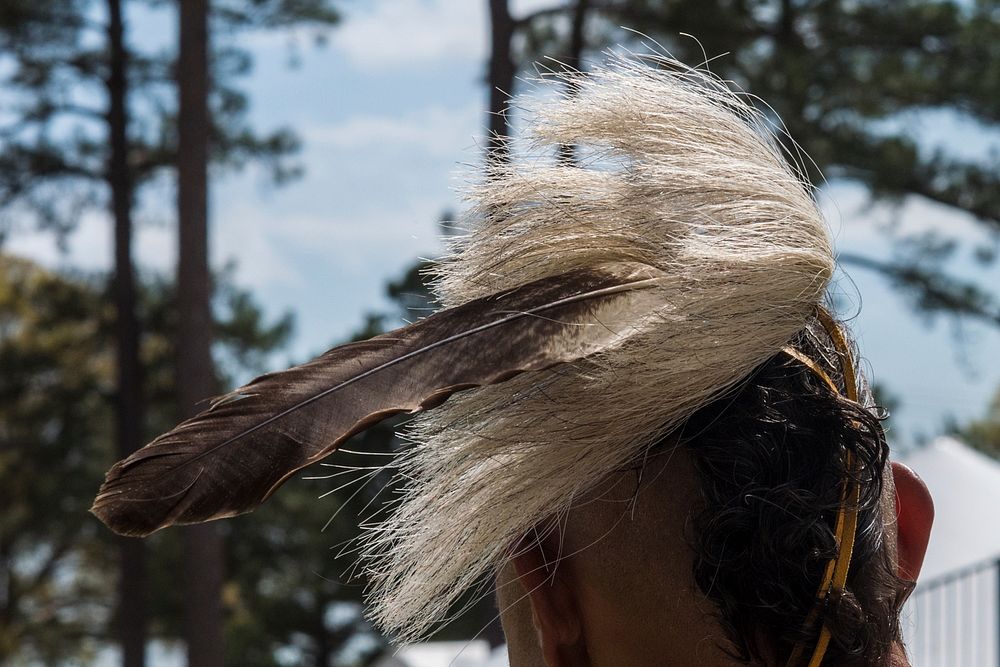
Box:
91;262;662;536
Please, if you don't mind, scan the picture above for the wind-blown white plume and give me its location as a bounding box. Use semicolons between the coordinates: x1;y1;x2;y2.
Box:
361;52;834;640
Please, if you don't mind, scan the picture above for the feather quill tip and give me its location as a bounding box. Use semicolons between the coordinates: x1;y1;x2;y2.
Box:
91;465;206;537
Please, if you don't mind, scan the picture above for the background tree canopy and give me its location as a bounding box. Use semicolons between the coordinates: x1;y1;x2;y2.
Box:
1;0;999;664
510;0;1000;325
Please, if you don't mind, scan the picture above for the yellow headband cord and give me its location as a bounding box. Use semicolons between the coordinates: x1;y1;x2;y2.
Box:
781;307;862;667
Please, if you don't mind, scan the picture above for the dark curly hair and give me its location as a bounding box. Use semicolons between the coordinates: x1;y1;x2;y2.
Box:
673;319;912;666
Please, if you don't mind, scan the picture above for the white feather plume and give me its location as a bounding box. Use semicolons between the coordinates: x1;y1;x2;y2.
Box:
360;52;834;640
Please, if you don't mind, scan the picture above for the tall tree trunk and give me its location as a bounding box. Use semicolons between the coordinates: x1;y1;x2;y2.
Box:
487;0;515;168
106;1;148;665
557;0;590;165
177;0;225;664
314;602;330;667
566;0;589;70
483;0;518;649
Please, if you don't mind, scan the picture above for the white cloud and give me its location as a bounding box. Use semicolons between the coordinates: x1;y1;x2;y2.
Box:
329;0;560;70
332;0;486;70
821;180;997;252
302;103;483;157
212;193;445;290
4;212;175;276
213;209;305;290
272;206;439;262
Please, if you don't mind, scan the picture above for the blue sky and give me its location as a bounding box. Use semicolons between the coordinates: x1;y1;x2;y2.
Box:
9;0;1000;447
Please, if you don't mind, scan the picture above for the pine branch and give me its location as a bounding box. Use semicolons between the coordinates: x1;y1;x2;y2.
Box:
840;252;1000;326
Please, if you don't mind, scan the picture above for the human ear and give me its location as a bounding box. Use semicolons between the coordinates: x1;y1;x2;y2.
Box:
891;461;934;582
510;540;589;667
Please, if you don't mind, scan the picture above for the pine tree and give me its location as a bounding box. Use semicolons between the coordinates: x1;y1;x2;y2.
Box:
0;256;294;664
0;1;338;662
491;0;1000;326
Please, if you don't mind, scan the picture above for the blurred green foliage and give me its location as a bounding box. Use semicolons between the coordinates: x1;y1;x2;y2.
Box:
0;254;449;665
0;257;114;662
954;387;1000;458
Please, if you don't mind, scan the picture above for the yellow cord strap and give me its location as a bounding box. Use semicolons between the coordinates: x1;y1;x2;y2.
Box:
781;307;862;667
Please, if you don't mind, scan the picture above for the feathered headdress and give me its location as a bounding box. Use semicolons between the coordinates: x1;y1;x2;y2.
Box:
93;53;838;648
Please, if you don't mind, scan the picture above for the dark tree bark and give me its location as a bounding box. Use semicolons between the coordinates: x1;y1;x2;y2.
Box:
177;0;225;663
106;1;148;665
487;0;515;167
557;0;590;165
483;0;521;648
314;602;330;667
567;0;590;64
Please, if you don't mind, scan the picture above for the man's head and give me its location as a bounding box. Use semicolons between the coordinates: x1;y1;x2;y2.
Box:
496;326;934;666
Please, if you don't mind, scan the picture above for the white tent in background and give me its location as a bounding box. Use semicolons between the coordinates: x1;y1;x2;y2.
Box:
899;437;1000;667
900;436;1000;580
371;641;507;667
